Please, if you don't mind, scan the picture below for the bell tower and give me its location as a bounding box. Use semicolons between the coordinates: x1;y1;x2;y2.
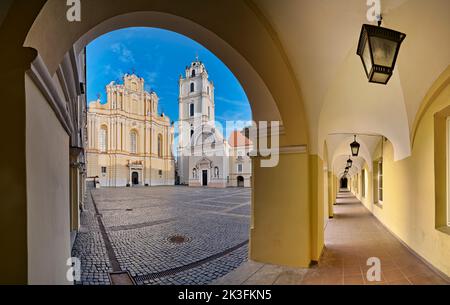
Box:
177;58;215;184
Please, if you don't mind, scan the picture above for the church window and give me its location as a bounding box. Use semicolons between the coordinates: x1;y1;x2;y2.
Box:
101;167;107;174
190;83;195;93
99;126;107;153
191;70;196;77
190;129;194;139
190;103;195;117
130;130;138;154
238;164;243;173
158;134;163;158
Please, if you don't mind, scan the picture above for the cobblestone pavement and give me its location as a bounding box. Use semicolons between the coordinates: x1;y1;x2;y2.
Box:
72;186;251;285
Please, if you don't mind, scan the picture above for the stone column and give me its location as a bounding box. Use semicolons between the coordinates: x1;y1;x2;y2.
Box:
250;147;313;267
0;0;47;284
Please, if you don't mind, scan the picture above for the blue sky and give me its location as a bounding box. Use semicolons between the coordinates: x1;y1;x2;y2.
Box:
87;27;252;137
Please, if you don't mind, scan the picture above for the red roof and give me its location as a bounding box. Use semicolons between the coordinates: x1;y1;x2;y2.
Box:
229;131;252;147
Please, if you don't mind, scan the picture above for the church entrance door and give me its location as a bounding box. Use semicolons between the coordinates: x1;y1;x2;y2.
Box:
202;170;208;186
237;176;245;187
132;172;139;186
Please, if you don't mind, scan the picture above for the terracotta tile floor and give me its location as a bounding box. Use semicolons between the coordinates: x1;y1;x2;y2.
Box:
213;191;449;285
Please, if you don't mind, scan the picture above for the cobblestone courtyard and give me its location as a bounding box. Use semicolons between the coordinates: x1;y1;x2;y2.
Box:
72;186;250;285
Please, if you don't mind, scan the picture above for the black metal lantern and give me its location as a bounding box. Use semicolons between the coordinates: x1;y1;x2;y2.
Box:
350;135;360;157
347;156;353;168
356;18;406;85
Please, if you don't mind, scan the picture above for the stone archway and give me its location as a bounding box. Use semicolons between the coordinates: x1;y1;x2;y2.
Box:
1;0;314;284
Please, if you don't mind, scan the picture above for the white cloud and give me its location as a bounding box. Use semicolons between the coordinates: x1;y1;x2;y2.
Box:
110;43;135;64
144;72;159;92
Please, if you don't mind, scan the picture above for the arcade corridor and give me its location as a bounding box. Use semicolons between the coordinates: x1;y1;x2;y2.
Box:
1;0;449;285
214;191;448;285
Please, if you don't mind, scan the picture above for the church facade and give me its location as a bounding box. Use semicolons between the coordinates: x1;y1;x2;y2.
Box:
87;74;175;187
177;60;252;188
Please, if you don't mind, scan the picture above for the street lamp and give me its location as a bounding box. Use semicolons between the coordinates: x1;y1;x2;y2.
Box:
356;17;406;84
350;135;360;157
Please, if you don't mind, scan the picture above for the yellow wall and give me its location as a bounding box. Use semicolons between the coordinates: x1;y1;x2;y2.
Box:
309;155;324;261
358;83;450;276
26;75;72;284
250;152;311;267
327;172;334;218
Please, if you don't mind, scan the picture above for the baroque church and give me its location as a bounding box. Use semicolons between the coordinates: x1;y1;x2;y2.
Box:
87;60;251;188
87;74;175;187
177;60;252;188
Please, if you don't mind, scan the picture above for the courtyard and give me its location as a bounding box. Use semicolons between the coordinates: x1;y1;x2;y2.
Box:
72;186;251;285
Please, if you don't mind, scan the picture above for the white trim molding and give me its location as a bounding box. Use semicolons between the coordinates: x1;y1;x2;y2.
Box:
27;55;74;135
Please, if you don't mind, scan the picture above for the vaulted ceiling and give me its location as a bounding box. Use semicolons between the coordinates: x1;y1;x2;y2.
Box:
253;0;450;173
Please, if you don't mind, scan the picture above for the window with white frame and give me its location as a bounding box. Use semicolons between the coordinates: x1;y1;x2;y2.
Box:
99;126;107;153
190;103;194;117
130;130;137;154
158;134;163;158
378;160;383;202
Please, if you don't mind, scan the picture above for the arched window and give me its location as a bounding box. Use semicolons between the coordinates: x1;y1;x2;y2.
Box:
99;126;107;153
190;103;195;117
158;134;163;158
190;129;194;139
192;168;197;179
130;130;137;154
190;82;195;93
191;70;196;77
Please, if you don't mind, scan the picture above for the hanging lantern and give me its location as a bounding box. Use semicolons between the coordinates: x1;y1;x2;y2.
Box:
347;156;353;168
356;17;406;84
350;135;360;157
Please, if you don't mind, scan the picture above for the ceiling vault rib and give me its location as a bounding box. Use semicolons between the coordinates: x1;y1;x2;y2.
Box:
244;0;310;144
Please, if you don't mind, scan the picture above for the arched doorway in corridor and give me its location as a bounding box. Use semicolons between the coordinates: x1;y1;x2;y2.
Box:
340;177;348;189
